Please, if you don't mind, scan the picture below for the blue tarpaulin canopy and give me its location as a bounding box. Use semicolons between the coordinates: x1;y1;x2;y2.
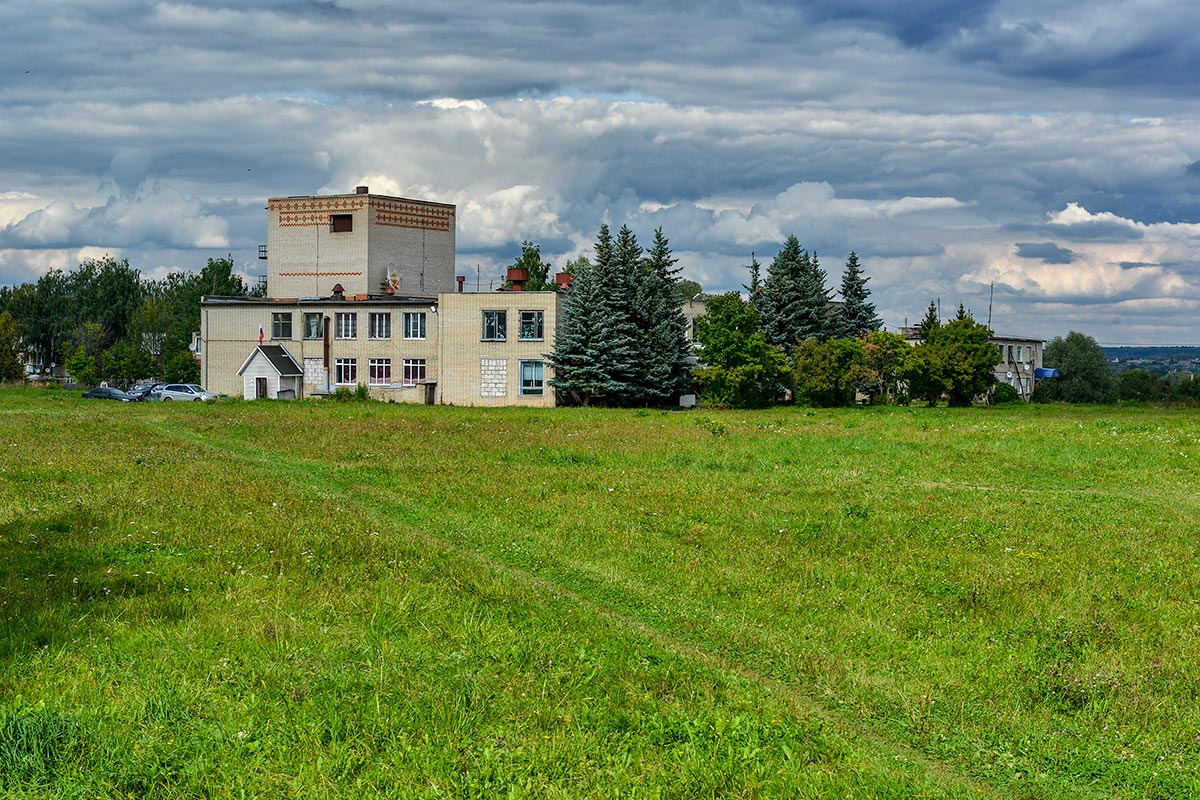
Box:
1034;368;1061;379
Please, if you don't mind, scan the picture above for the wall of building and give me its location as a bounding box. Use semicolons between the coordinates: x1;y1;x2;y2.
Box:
436;291;560;407
265;193;455;299
202;298;441;400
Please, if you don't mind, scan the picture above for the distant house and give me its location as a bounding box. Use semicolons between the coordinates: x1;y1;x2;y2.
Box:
900;327;1044;401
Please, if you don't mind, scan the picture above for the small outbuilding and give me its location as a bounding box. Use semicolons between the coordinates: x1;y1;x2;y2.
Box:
237;344;304;400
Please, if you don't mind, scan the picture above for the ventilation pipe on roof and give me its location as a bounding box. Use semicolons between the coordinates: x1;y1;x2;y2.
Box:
355;186;369;194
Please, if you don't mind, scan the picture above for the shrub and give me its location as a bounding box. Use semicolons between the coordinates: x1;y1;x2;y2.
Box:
992;383;1021;404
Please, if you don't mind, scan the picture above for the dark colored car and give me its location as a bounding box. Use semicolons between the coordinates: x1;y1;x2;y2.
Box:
127;381;168;401
82;387;135;402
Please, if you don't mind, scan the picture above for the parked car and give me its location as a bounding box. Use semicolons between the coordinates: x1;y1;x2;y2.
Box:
127;381;168;402
82;387;135;402
156;383;217;402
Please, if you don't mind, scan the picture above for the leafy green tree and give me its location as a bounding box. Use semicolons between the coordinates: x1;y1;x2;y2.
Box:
103;341;154;384
903;345;947;406
792;338;868;407
65;345;97;387
506;241;555;291
7;269;73;367
164;351;200;384
925;317;999;406
834;252;881;337
1041;331;1116;403
70;256;143;350
0;311;23;382
1116;369;1166;402
861;330;915;404
692;293;790;408
674;278;703;305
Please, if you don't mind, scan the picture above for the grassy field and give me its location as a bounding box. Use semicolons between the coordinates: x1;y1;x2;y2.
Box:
2;388;1198;798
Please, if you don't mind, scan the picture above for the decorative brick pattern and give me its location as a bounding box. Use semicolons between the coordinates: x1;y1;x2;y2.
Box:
272;196;368;227
480;358;508;397
373;198;455;232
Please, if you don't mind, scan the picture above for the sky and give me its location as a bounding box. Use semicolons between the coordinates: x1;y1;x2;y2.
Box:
1;1;1199;345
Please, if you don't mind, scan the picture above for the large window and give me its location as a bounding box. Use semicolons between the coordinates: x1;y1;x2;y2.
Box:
404;312;426;340
402;359;426;385
330;213;353;232
369;312;391;340
335;358;357;385
482;310;507;341
304;313;323;340
271;312;292;340
520;360;544;396
336;312;357;339
519;310;544;341
369;358;391;385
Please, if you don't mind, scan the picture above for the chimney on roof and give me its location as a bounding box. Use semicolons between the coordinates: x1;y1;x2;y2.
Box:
456;275;465;293
332;283;345;300
554;272;574;290
355;185;369;195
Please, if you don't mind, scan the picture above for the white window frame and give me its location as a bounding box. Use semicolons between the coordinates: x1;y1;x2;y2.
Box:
482;310;507;342
369;312;391;340
368;358;391;385
518;310;544;341
403;312;426;340
402;359;426;386
520;359;544;396
335;358;357;385
336;312;357;340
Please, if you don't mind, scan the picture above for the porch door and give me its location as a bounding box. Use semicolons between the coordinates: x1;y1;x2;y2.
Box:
255;377;268;399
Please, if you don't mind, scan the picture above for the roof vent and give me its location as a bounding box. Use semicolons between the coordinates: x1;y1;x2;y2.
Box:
332;283;345;299
355;185;369;195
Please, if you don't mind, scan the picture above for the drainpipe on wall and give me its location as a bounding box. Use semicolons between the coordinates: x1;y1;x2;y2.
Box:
323;315;331;392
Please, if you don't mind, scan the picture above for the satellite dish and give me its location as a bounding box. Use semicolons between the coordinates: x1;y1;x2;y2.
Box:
1006;371;1013;379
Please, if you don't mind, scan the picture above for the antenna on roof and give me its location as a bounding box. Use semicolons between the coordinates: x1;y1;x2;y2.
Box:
987;282;994;331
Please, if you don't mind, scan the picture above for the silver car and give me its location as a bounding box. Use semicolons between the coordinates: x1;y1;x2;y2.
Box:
156;383;217;402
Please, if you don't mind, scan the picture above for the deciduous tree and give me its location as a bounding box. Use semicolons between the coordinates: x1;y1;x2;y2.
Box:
692;293;790;408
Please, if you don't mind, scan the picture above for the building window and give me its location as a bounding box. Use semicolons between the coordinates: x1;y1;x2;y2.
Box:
404;311;426;340
335;358;357;385
1017;345;1024;362
330;214;353;233
482;310;507;341
519;310;544;341
369;312;391;340
520;360;544;396
402;359;426;385
304;313;323;339
271;312;292;340
369;358;391;385
336;312;357;339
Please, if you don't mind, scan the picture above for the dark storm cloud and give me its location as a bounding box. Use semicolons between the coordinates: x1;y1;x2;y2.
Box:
1016;242;1076;264
1;1;1199;342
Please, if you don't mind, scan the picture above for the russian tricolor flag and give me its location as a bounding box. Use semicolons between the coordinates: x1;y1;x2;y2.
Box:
259;325;264;344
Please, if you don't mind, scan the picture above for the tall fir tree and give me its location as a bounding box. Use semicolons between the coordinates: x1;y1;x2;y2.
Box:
548;224;640;404
759;236;833;348
917;300;940;342
743;252;763;315
834;251;881;337
635;227;693;401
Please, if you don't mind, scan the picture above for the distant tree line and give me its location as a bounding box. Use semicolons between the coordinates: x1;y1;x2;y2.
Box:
1034;330;1200;404
0;256;255;386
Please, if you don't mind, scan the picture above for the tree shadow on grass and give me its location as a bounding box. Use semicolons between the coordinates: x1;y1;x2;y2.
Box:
0;509;192;663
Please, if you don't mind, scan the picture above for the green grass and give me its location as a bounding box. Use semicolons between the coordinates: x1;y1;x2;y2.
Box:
2;388;1199;798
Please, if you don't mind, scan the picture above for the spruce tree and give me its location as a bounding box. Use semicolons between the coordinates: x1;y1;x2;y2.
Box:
917;300;940;342
743;252;763;315
548;225;641;404
636;227;693;402
835;251;881;337
759;236;806;349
